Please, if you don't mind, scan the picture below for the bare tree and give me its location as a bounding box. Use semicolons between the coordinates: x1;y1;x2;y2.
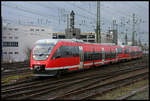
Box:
25;47;32;63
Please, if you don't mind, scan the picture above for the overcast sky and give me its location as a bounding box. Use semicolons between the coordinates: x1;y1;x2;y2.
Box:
1;1;149;45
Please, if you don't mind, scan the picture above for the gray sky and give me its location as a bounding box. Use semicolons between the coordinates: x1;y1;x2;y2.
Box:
1;1;149;45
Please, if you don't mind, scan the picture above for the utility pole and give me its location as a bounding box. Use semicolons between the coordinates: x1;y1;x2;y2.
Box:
132;13;136;46
96;1;101;43
67;14;69;29
138;37;142;47
112;19;118;45
125;29;128;45
70;10;75;38
116;23;118;45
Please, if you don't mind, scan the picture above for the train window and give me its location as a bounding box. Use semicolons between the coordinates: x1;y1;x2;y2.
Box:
100;52;102;60
84;52;92;61
108;51;111;59
52;48;61;59
112;51;116;58
108;52;110;59
57;46;79;58
111;52;114;58
110;51;112;58
93;52;97;60
105;52;108;59
88;52;91;61
84;52;89;61
96;52;101;60
84;51;103;61
124;48;129;54
105;51;111;59
84;52;87;61
33;43;55;60
72;46;79;57
109;51;111;59
117;48;123;54
112;52;114;58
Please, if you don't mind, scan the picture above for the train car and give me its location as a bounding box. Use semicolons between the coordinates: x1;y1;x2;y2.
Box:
30;39;142;76
121;45;142;61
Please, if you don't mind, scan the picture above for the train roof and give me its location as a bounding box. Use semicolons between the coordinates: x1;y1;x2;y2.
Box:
35;39;140;48
35;39;116;46
35;39;84;45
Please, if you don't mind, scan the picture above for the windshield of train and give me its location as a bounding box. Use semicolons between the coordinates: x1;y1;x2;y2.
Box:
32;43;55;60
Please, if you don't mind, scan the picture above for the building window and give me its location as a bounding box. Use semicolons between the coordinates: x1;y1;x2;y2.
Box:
14;28;18;31
36;29;39;31
58;35;65;39
80;35;87;39
9;37;13;39
15;52;19;54
53;35;57;39
14;37;18;39
3;41;18;47
8;28;12;30
9;52;13;54
30;29;34;31
88;35;95;38
3;52;7;54
41;29;45;31
3;36;7;39
3;27;7;30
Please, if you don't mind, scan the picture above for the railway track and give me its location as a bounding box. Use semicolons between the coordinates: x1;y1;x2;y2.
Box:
1;61;31;78
1;64;148;100
45;66;148;100
2;62;29;70
1;56;146;79
116;85;149;100
1;56;147;88
1;67;31;78
77;73;148;100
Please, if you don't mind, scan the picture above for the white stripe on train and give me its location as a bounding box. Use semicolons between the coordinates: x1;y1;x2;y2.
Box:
31;59;120;70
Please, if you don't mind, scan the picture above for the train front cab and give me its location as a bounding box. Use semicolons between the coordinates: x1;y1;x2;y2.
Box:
30;40;60;76
30;41;85;76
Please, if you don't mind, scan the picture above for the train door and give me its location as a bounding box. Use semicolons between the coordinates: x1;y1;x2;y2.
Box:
116;48;118;62
79;46;84;69
92;46;95;66
102;48;105;64
110;47;112;62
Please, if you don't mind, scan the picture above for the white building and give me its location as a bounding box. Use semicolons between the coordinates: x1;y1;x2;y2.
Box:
2;24;52;63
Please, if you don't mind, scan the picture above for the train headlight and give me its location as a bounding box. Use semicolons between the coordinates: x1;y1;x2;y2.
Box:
34;65;40;71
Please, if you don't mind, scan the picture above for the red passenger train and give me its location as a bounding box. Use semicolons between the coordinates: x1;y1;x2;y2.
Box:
30;39;143;76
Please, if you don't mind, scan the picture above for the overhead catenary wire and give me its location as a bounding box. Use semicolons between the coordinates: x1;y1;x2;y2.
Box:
2;1;148;41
